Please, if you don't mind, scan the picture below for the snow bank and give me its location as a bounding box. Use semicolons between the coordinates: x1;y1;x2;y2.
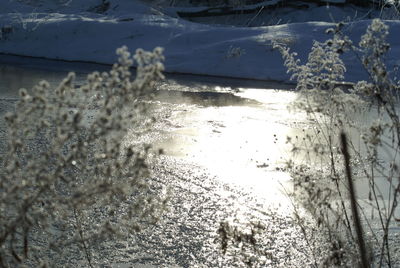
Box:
0;0;399;82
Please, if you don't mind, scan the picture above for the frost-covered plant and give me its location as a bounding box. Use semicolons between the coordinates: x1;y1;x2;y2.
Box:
225;45;246;59
275;19;400;267
272;29;365;268
378;0;400;20
217;25;356;267
218;19;400;267
13;12;51;32
0;46;165;267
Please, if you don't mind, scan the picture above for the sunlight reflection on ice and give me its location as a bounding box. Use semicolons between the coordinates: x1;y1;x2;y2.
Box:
155;88;307;207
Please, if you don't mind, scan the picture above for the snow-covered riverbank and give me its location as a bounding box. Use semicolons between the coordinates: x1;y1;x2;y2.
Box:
1;0;399;82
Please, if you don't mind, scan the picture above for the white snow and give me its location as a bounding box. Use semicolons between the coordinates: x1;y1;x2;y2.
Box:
0;0;399;82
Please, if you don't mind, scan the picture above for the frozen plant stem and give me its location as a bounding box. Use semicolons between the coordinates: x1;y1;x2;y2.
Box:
73;208;94;268
340;132;370;268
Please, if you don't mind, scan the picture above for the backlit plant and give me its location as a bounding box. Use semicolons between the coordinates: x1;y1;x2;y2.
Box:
0;46;166;267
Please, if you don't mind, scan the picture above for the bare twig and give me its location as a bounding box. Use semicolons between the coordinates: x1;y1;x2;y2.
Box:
73;208;94;268
340;132;370;268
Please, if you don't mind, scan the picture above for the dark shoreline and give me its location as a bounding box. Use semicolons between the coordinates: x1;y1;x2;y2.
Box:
0;53;296;91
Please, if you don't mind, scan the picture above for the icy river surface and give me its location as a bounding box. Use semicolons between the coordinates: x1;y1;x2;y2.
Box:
0;55;325;267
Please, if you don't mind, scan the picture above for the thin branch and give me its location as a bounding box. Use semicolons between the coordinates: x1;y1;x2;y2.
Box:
73;208;94;268
340;132;370;268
